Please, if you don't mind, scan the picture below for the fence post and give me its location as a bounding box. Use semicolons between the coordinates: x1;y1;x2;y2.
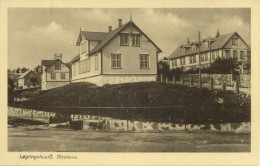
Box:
160;74;163;83
209;78;214;90
234;80;239;93
181;77;185;85
190;76;193;87
132;108;135;131
166;77;169;84
221;82;226;91
184;109;186;131
173;75;176;85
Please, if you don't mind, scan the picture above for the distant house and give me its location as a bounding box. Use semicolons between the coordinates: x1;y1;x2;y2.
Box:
18;70;41;89
41;54;70;90
168;31;250;73
70;18;162;86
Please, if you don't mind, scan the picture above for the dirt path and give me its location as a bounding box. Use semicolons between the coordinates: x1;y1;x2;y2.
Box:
8;126;250;152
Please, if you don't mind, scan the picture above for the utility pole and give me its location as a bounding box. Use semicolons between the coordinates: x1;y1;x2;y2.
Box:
198;31;202;88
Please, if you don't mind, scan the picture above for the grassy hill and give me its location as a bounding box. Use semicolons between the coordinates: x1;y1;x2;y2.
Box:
11;82;250;123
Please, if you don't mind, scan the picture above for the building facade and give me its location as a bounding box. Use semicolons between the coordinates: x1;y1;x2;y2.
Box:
41;56;70;90
18;70;41;89
70;19;162;86
168;31;250;73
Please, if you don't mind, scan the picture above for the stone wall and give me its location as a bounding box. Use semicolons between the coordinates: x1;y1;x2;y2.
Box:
8;107;56;123
71;113;250;133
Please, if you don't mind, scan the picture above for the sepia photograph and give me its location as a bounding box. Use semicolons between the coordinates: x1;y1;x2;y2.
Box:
7;8;252;153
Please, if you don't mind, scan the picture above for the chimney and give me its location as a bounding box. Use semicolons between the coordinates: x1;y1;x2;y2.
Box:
216;29;220;37
60;53;62;60
118;19;122;28
108;26;112;32
187;38;190;44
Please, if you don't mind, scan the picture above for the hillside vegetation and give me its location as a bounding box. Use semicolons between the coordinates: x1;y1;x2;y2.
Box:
11;82;250;123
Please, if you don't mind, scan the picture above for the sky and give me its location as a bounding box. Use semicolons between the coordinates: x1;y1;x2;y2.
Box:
8;8;251;70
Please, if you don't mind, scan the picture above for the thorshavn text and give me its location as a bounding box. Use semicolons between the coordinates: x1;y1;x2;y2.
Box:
19;154;78;160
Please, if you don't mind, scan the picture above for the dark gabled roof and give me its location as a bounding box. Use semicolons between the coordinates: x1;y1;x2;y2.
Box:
41;60;55;67
19;70;40;79
168;32;247;59
76;31;107;46
41;59;70;70
71;21;162;63
89;21;162;55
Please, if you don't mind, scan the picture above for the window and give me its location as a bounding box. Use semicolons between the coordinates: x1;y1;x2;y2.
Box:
120;34;129;46
233;50;238;59
205;53;208;61
200;54;204;62
132;34;140;46
60;73;66;79
212;52;215;60
81;41;88;53
189;55;196;64
55;63;61;70
182;47;186;53
240;51;245;60
172;59;177;67
111;54;121;68
192;45;196;51
216;51;219;58
232;38;238;45
95;55;98;70
51;73;56;80
140;54;149;69
225;50;231;59
180;57;185;65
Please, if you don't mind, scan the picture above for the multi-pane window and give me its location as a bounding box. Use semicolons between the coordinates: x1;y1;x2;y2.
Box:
81;41;88;53
190;55;196;64
216;51;219;58
95;55;98;70
200;54;205;62
233;50;238;59
79;59;90;74
111;54;121;68
240;51;245;60
60;73;66;79
225;50;231;59
232;38;238;45
180;57;185;65
120;34;129;46
211;52;216;60
55;63;61;70
205;53;208;61
51;73;56;80
140;54;149;69
172;59;177;67
132;34;140;46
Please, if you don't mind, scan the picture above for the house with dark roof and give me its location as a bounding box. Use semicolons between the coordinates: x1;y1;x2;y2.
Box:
70;18;162;86
41;54;70;90
168;31;250;73
18;70;41;89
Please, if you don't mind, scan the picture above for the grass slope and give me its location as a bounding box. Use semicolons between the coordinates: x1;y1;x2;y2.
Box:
12;82;250;123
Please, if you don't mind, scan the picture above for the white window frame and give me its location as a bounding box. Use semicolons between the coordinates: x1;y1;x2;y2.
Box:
51;73;56;80
139;54;149;69
60;72;66;79
120;34;129;46
111;54;122;69
132;34;141;46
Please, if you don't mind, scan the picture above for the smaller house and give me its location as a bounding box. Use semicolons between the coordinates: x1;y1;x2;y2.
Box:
18;70;41;89
41;54;70;90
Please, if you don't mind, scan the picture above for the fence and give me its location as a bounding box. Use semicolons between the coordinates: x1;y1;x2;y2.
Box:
159;74;251;95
